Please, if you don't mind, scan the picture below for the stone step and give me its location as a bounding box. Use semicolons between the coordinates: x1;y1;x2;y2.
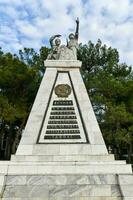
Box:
5;164;132;175
2;184;121;198
5;174;119;185
0;197;123;200
11;154;115;162
1;174;133;199
0;160;127;166
16;144;108;156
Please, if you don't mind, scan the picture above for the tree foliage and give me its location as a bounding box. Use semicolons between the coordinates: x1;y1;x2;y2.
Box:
78;40;133;163
0;48;43;159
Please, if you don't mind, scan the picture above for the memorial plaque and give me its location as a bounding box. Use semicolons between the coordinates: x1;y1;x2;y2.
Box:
46;130;80;134
44;99;81;141
44;135;81;139
52;107;74;110
55;84;71;98
50;116;77;119
50;111;75;115
47;125;79;129
48;120;78;124
53;100;73;106
38;71;88;144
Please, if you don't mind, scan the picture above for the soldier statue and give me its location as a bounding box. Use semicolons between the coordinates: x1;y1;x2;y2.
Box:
47;34;61;60
47;18;79;60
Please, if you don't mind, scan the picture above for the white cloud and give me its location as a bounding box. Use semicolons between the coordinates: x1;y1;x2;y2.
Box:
15;20;44;39
0;0;133;65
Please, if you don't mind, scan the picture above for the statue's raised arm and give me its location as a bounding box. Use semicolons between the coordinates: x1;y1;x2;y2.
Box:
75;17;79;40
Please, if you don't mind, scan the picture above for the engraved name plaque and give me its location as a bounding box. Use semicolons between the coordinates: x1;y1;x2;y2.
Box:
38;71;88;144
44;100;81;140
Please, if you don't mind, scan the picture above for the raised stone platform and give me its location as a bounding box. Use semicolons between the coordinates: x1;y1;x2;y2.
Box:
0;174;127;199
0;173;133;199
0;152;133;199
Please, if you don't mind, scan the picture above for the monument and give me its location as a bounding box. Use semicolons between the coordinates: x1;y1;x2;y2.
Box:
0;18;133;200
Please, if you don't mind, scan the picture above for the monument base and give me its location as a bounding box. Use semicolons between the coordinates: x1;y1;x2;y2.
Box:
0;60;132;199
1;174;133;200
0;151;133;199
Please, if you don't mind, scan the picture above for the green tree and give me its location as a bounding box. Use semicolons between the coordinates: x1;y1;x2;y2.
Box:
78;40;133;163
19;46;49;73
0;49;41;159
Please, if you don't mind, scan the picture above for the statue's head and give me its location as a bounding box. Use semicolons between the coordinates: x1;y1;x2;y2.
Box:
55;38;61;46
69;33;75;39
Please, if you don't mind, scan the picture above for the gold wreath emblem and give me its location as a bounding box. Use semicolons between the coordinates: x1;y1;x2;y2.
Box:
55;84;71;98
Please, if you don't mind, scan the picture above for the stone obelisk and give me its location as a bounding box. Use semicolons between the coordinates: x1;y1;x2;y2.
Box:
0;19;132;200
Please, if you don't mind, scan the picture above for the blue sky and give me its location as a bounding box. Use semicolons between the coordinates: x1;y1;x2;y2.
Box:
0;0;133;65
